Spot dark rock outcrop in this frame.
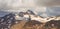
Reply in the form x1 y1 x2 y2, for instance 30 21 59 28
0 13 16 29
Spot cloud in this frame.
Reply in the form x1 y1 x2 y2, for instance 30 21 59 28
36 0 60 6
0 0 50 17
0 0 46 12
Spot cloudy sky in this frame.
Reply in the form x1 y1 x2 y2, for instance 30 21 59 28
36 0 60 6
0 0 60 17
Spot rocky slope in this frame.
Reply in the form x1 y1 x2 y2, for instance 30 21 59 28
0 10 60 29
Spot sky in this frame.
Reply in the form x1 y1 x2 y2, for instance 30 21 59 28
46 7 60 16
0 0 60 17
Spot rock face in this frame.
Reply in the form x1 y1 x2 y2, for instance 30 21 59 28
0 13 16 29
19 10 35 17
26 10 35 15
44 20 60 29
